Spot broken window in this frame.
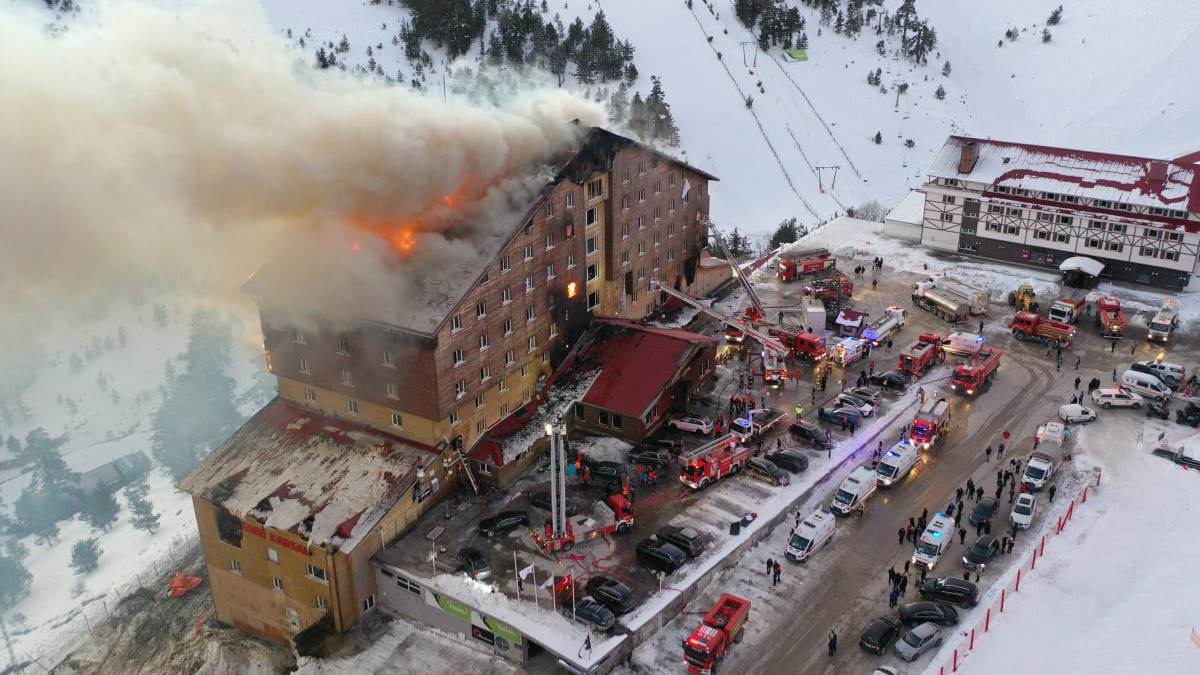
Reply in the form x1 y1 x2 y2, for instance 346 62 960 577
216 509 243 548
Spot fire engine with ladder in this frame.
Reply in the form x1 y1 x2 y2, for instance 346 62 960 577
534 426 635 553
678 434 752 490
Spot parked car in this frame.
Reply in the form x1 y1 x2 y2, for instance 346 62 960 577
635 536 687 574
869 370 911 392
478 511 529 537
457 548 491 580
628 446 674 467
790 420 830 448
835 393 876 417
1146 401 1171 420
746 457 790 486
768 450 810 473
894 622 943 662
968 498 999 527
962 535 1000 571
564 597 615 631
1131 359 1185 388
658 524 706 558
848 386 883 405
587 461 627 489
896 601 959 627
529 491 577 515
1022 452 1056 491
1058 403 1097 423
1011 493 1036 529
818 407 864 427
584 575 637 614
918 577 979 608
1178 403 1200 428
1090 387 1144 409
669 415 714 435
858 616 902 654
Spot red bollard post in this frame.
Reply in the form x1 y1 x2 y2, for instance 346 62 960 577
953 648 960 672
1082 486 1088 503
940 667 945 675
1056 516 1063 534
1066 501 1075 521
1096 469 1102 486
970 627 976 650
1001 588 1006 611
1015 568 1022 592
986 608 992 631
1031 548 1037 570
1040 534 1046 556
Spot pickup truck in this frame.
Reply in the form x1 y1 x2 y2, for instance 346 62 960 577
731 408 786 441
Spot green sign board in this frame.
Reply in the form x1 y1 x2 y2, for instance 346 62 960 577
435 594 472 623
484 615 522 646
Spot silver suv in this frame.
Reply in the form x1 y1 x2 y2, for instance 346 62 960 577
894 622 943 661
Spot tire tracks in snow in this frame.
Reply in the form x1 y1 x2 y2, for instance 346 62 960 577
682 4 820 220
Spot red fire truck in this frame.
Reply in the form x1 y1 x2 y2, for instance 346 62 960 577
898 334 945 377
532 494 633 553
949 348 1002 396
1009 312 1076 348
777 247 836 281
683 594 752 674
910 398 951 449
679 435 752 490
804 269 854 306
1095 295 1127 339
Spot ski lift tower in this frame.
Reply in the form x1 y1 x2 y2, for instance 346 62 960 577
815 166 840 193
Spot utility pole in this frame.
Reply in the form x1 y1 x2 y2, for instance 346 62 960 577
815 166 841 193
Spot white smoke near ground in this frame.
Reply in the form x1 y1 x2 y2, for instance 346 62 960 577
0 0 604 342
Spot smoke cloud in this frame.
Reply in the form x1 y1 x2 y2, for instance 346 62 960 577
0 0 604 332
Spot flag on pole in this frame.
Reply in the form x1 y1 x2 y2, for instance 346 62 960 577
519 564 536 580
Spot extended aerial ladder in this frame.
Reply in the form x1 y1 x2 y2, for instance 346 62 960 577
707 221 772 324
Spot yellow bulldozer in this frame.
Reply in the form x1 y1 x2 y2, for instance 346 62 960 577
1007 284 1040 313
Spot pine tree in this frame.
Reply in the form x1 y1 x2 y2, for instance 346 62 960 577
127 485 161 534
1047 5 1063 26
873 131 883 144
645 76 681 146
798 31 808 49
769 218 801 248
628 91 651 140
942 60 952 77
609 82 630 124
1042 28 1052 43
82 484 120 532
0 552 32 609
5 435 20 456
935 84 946 100
70 538 102 575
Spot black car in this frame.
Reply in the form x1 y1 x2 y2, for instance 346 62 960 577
1177 403 1200 428
658 525 706 558
768 450 810 473
896 601 959 627
1146 401 1171 420
587 461 627 489
746 457 790 486
563 597 615 631
817 407 863 427
869 370 911 392
962 535 1000 571
919 577 979 608
457 548 491 580
628 446 674 467
858 616 902 654
635 536 687 574
529 491 577 515
969 498 999 527
584 575 637 614
790 420 830 448
478 510 529 537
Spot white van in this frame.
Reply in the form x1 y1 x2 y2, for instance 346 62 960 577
912 513 955 570
830 466 878 516
875 441 920 487
832 337 867 367
785 510 836 563
1132 360 1186 388
1120 370 1171 402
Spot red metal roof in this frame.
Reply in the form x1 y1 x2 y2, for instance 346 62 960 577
581 322 716 419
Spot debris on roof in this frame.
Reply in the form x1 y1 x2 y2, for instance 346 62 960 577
179 399 438 552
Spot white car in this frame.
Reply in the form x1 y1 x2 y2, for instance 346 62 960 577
1010 493 1036 529
1021 452 1056 491
1090 388 1144 409
668 415 713 434
835 393 875 417
1058 403 1097 423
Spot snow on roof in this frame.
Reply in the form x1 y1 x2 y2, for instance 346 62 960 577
928 136 1200 217
179 399 438 552
836 310 866 326
580 321 717 419
1059 256 1105 277
885 190 926 225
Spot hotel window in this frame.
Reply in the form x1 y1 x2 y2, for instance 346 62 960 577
587 264 598 282
638 215 646 229
985 222 1001 233
386 382 399 399
382 350 394 367
347 399 359 414
1037 213 1053 223
341 369 353 386
543 201 553 217
475 394 485 409
1033 230 1050 241
1061 195 1079 204
622 167 631 183
1149 207 1168 216
1089 220 1105 230
1166 231 1182 242
653 232 661 247
304 387 317 402
524 244 534 261
621 251 630 266
588 291 600 311
499 378 509 392
638 160 646 175
944 195 957 204
525 275 535 293
1041 192 1059 201
586 237 598 255
621 222 630 238
499 256 510 273
1144 228 1161 239
299 357 310 374
476 301 487 318
546 263 556 280
306 564 328 583
549 323 558 338
654 206 663 221
1086 239 1101 249
363 595 376 612
449 410 460 425
503 318 513 336
267 548 279 563
1054 233 1070 244
940 213 954 222
587 178 603 199
638 188 646 202
501 287 512 304
475 420 485 434
988 205 1003 214
527 336 537 352
520 364 529 377
481 365 492 382
1161 251 1179 261
638 241 646 256
452 348 464 365
451 314 463 331
567 253 577 268
545 233 555 249
337 335 350 355
1057 215 1073 225
1105 242 1123 252
669 172 677 187
479 332 491 350
668 223 675 238
293 328 306 344
1140 246 1158 258
455 380 466 398
1109 223 1127 234
1094 199 1112 209
1006 207 1022 216
272 577 284 592
316 596 327 610
1114 202 1133 211
565 193 575 208
1003 225 1019 235
505 350 515 366
586 207 597 227
230 559 242 575
526 307 535 323
391 413 403 428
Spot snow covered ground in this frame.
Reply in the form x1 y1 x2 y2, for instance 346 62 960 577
920 419 1200 675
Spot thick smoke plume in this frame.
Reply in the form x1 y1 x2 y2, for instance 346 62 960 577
0 0 604 333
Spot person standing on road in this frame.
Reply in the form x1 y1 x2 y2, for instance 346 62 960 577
985 445 993 461
773 562 782 586
1131 342 1137 356
975 486 984 501
1074 376 1081 390
967 478 976 497
920 566 928 583
899 574 908 596
898 528 906 545
889 587 900 607
997 442 1005 459
954 507 963 529
1112 368 1118 382
828 630 838 656
872 277 878 291
959 528 967 544
1049 484 1058 502
904 560 911 576
906 523 914 542
921 507 929 522
1075 356 1081 370
766 557 774 576
978 319 985 334
994 484 1003 500
888 568 897 585
956 487 964 502
849 418 858 434
1110 340 1117 354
